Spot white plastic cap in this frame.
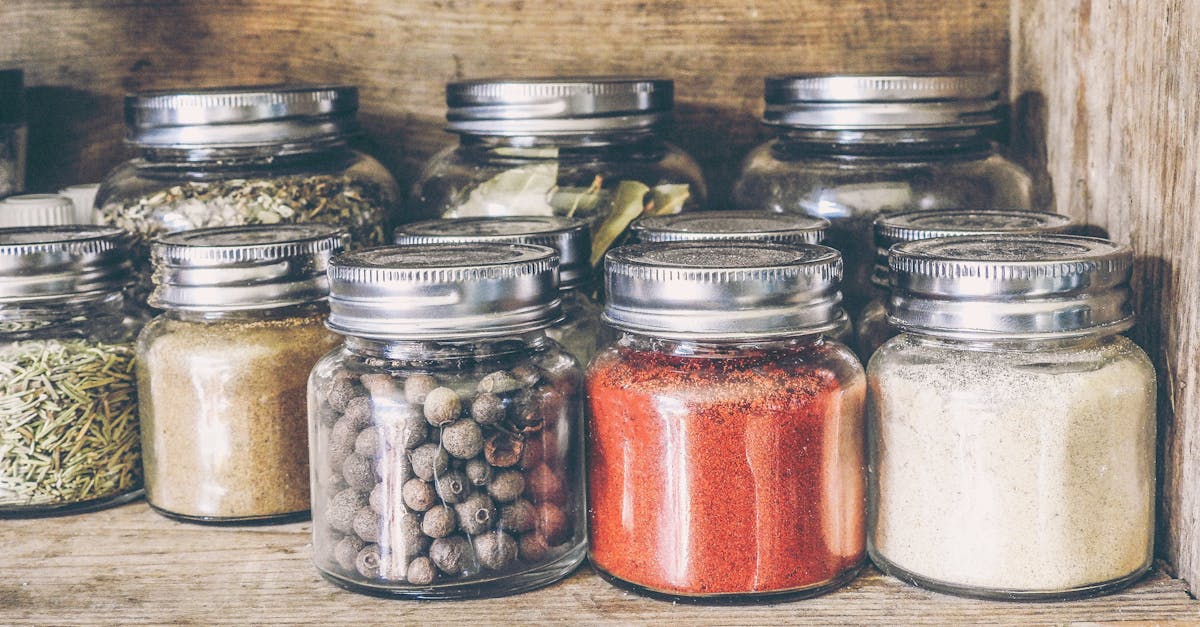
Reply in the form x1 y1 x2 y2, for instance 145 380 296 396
0 194 77 227
57 184 101 224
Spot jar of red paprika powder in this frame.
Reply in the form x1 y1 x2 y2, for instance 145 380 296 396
586 240 866 601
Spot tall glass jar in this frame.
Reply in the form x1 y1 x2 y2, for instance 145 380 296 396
309 243 585 598
411 77 706 270
136 224 346 523
0 227 143 516
0 69 25 199
868 235 1155 600
395 216 600 366
96 85 401 302
587 241 865 601
732 74 1036 315
855 209 1075 359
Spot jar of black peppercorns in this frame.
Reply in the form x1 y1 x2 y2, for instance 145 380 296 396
308 242 584 598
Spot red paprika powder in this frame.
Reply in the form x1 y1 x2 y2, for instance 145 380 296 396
585 241 866 600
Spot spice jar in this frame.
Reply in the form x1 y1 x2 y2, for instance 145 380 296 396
309 243 585 598
732 74 1036 316
868 234 1155 600
411 77 706 269
0 226 142 515
136 224 345 523
587 241 866 601
855 209 1074 360
394 216 600 366
0 70 26 199
97 85 401 301
58 184 101 224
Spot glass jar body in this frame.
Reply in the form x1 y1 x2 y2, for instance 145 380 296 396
586 331 866 601
545 287 601 368
0 294 143 515
0 121 26 199
732 131 1035 314
412 135 706 267
96 145 401 301
854 291 892 361
308 332 585 598
867 333 1156 599
136 303 341 523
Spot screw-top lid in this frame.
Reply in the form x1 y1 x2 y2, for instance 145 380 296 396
887 234 1135 339
0 194 78 227
394 217 591 287
327 243 562 340
762 73 1001 129
445 77 673 135
871 210 1076 287
0 226 130 302
126 84 360 149
57 184 101 225
631 210 829 245
0 69 23 125
150 224 347 311
603 241 845 340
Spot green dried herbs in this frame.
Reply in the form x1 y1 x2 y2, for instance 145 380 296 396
0 338 140 508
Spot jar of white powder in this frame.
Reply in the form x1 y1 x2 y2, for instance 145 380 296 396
867 234 1156 600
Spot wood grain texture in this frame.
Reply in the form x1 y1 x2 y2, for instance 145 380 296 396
0 0 1008 200
1012 0 1200 593
0 502 1195 624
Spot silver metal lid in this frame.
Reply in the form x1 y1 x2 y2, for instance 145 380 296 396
762 74 1002 129
126 85 359 148
149 224 348 311
887 235 1135 339
445 77 672 135
0 226 130 302
327 243 562 340
631 210 829 245
872 210 1076 286
603 241 845 340
394 217 590 287
0 194 77 227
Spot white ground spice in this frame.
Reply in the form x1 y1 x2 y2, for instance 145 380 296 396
868 334 1155 593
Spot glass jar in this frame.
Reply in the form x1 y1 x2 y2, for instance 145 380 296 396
58 184 101 224
867 235 1155 600
0 69 26 199
411 77 706 270
855 209 1075 360
96 85 401 302
136 224 346 523
0 227 143 515
309 243 585 598
587 241 866 601
395 216 600 366
732 74 1036 316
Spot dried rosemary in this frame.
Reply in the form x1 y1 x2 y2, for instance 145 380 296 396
0 338 140 507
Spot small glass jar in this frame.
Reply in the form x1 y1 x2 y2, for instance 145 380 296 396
0 227 143 515
0 69 26 199
96 85 401 301
855 209 1075 360
136 224 346 523
868 234 1155 600
58 184 101 224
732 74 1036 316
587 241 866 601
411 77 706 270
395 216 601 366
309 243 585 598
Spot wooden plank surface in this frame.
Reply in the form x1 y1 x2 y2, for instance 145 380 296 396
0 0 1008 201
0 502 1195 624
1012 0 1200 591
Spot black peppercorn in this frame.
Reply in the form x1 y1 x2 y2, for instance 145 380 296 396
477 371 522 394
342 453 377 491
429 535 474 576
384 406 429 450
470 392 506 425
441 419 484 459
484 432 523 468
334 535 365 571
519 532 551 563
435 470 470 504
423 387 462 426
455 492 496 535
327 488 369 534
404 374 438 405
498 498 536 533
524 463 566 505
398 512 427 558
356 544 382 579
352 506 382 543
519 438 544 470
406 556 437 585
487 470 525 504
401 478 436 512
536 502 570 545
327 415 362 468
326 372 362 412
359 373 398 397
421 505 458 538
464 458 492 487
510 364 542 387
368 482 387 514
354 427 381 458
410 443 449 481
474 531 518 571
341 395 373 430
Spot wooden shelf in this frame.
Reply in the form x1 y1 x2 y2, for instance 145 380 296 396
0 501 1195 624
